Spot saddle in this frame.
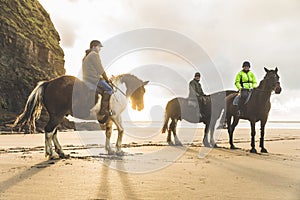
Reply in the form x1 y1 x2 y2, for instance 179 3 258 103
233 90 252 106
186 98 203 121
187 98 198 107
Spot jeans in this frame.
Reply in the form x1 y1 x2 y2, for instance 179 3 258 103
97 80 113 95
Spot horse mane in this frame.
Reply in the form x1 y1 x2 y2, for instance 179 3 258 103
256 79 265 89
110 74 144 97
256 70 274 90
254 73 268 89
110 74 142 85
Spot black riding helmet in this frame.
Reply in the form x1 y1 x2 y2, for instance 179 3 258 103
242 61 250 68
90 40 103 48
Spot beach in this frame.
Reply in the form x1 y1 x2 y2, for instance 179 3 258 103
0 127 299 200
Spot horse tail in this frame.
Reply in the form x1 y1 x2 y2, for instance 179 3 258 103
162 113 169 133
162 102 171 134
13 81 47 132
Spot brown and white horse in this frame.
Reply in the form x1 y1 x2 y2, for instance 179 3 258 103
14 74 148 158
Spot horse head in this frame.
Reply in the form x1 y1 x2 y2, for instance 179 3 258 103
121 74 149 111
264 67 282 94
130 81 149 111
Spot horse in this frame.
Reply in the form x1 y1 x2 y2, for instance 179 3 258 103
226 67 282 153
162 90 237 147
13 74 149 158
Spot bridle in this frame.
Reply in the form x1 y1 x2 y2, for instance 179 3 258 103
254 74 281 94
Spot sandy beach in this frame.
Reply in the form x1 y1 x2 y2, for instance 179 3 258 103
0 127 299 200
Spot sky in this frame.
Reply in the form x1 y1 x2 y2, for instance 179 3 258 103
38 0 300 121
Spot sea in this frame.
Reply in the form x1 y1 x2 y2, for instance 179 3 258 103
122 120 300 129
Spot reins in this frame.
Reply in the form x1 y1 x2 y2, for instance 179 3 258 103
111 82 127 96
253 88 273 93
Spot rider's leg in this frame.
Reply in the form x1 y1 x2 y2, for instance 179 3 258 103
237 89 248 116
97 80 113 123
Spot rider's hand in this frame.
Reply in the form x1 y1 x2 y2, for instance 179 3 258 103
108 80 113 85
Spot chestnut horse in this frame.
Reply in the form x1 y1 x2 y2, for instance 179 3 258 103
14 74 148 158
226 67 281 153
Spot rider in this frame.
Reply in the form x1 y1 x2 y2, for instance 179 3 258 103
82 40 113 123
189 72 206 99
234 61 257 116
188 72 206 119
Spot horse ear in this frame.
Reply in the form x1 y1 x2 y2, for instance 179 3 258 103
143 81 149 85
275 67 278 73
264 67 269 73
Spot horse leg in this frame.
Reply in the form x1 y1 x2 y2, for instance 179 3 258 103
209 121 218 148
53 129 69 159
250 121 257 153
112 116 125 156
172 119 182 146
228 117 239 149
202 124 210 147
45 131 54 159
116 121 124 156
167 119 175 145
167 127 173 145
104 120 114 155
168 119 182 146
45 116 64 159
260 119 268 153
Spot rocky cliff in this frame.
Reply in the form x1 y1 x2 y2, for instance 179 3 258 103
0 0 66 131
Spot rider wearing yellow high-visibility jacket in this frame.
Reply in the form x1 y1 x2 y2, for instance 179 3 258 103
234 61 257 116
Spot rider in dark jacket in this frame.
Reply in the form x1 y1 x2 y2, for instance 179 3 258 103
188 72 205 99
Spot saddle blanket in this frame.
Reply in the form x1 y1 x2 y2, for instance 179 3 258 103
233 91 252 106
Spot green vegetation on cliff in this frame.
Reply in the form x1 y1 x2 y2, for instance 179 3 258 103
0 0 66 130
0 0 63 59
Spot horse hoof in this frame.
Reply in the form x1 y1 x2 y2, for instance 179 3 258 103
59 153 70 159
261 148 268 153
203 141 210 147
168 141 174 146
107 149 115 155
203 143 210 148
46 152 58 160
175 141 183 146
250 148 257 153
212 143 219 148
116 150 125 156
47 154 59 160
230 145 237 150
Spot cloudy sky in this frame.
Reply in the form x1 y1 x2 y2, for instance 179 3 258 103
38 0 300 121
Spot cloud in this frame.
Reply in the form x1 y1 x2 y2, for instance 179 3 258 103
54 19 77 47
38 0 299 121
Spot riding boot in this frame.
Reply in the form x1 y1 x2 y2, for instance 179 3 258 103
97 93 112 124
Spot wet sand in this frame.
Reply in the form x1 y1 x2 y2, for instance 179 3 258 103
0 128 299 199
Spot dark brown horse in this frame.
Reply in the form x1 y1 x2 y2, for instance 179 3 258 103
14 74 148 158
162 90 236 147
226 67 282 153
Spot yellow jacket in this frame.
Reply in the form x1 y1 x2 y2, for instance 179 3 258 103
235 70 257 90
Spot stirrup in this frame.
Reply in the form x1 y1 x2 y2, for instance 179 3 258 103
97 113 108 124
108 110 114 116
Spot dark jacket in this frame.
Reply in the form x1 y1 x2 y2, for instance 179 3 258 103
188 79 205 99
